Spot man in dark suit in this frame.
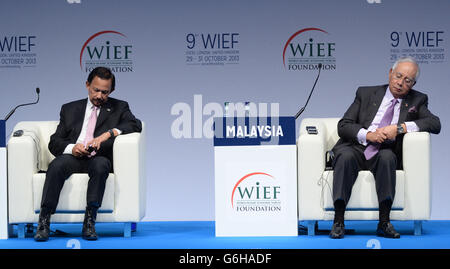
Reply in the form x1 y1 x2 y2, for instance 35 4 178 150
34 67 142 241
329 57 441 239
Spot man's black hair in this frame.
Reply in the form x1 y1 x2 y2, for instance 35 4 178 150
87 66 115 92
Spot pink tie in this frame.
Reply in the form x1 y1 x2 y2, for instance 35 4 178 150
364 99 398 160
84 106 98 156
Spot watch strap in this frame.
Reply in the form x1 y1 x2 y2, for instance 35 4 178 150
108 129 115 139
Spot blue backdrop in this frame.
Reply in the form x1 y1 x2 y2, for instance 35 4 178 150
1 0 448 220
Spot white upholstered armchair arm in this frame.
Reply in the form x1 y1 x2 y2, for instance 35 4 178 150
7 134 40 223
402 132 431 219
112 123 146 222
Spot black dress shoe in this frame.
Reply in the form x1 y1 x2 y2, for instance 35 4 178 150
34 211 51 242
376 222 400 238
82 206 98 240
329 222 345 239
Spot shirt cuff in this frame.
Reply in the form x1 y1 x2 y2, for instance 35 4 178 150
113 128 122 135
63 144 75 155
404 121 419 133
357 128 369 146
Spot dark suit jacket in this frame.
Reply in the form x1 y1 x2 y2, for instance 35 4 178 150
48 97 142 165
332 85 441 167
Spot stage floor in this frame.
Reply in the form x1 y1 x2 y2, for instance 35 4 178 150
1 220 450 249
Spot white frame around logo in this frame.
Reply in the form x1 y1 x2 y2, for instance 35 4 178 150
214 145 298 237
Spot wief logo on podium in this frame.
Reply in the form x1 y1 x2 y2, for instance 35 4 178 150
214 116 298 237
231 172 281 213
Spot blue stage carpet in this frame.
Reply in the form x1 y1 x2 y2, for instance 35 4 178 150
1 220 450 249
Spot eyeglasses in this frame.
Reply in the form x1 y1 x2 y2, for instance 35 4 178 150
393 72 415 87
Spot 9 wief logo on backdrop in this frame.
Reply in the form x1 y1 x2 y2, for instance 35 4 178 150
389 30 445 64
0 35 37 69
185 32 240 66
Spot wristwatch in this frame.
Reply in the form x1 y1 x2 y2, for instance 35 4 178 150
397 123 405 135
108 129 115 139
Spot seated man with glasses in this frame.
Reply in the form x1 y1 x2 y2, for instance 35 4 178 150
329 57 441 239
34 66 142 241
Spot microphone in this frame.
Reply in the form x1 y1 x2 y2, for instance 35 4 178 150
4 87 40 121
295 63 322 119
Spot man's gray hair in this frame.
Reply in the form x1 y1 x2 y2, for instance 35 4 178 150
392 56 420 81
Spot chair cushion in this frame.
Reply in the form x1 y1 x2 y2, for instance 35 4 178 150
32 173 115 213
322 170 404 211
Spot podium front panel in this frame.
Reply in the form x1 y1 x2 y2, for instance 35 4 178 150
214 117 298 237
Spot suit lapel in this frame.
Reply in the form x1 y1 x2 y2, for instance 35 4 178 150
73 99 87 138
95 101 113 132
365 85 387 126
398 92 411 123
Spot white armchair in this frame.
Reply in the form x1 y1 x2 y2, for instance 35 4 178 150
297 118 430 235
7 121 146 238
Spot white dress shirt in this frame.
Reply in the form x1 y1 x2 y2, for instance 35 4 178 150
63 98 121 154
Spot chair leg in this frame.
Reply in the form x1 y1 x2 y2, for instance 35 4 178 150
17 223 26 239
26 223 34 234
307 221 316 236
8 224 13 237
414 220 422 236
124 222 132 238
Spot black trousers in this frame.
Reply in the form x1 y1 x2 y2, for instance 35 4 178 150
40 154 112 214
332 143 397 205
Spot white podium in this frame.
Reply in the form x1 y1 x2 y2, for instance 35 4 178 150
214 117 298 236
0 120 9 239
